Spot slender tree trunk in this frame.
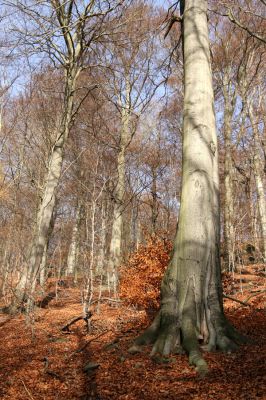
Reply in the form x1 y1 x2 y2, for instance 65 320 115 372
249 180 259 256
130 199 139 252
0 247 9 298
97 199 107 276
151 168 158 235
131 0 245 373
108 147 125 295
83 186 98 330
108 86 130 295
249 109 266 262
66 202 83 276
223 86 235 271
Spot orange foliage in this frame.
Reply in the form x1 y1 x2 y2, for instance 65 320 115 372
120 236 172 310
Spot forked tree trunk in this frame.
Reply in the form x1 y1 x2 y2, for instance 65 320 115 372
10 66 79 313
130 0 245 373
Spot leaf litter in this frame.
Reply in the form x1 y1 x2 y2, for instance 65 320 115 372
0 264 265 400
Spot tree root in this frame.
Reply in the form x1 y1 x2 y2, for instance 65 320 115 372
129 308 249 376
150 327 180 357
189 350 208 377
132 312 161 347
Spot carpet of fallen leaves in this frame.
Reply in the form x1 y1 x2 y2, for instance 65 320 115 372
0 264 265 400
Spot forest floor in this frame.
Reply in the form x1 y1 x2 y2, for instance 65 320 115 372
0 264 265 400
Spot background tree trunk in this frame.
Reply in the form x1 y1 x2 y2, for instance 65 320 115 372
11 67 79 313
108 87 130 296
249 107 266 262
223 81 235 271
66 201 83 277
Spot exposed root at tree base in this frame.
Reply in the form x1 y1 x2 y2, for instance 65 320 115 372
129 310 246 376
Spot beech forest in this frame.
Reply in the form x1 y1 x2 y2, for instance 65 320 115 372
0 1 265 399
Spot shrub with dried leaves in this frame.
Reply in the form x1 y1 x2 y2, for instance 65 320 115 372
120 236 172 311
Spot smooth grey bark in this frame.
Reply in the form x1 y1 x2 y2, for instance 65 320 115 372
0 247 9 298
39 243 48 288
97 199 107 276
39 207 56 287
151 168 159 235
222 76 236 271
66 202 83 276
130 0 245 373
249 181 259 255
83 166 99 325
130 198 140 252
108 89 130 296
108 148 125 295
249 107 266 262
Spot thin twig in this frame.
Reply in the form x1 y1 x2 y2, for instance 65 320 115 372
224 289 265 308
91 297 123 305
20 379 35 400
223 294 252 307
242 289 266 303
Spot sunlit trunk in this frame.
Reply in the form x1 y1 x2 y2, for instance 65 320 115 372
249 108 266 262
66 202 83 276
223 86 235 271
132 0 245 373
108 80 130 295
10 66 79 313
151 168 158 234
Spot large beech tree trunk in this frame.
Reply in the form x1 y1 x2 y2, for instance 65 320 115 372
130 0 245 373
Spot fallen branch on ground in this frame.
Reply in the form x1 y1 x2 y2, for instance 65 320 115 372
43 357 64 380
68 330 110 358
224 289 265 308
91 297 123 304
236 289 266 309
223 294 252 307
61 311 92 332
